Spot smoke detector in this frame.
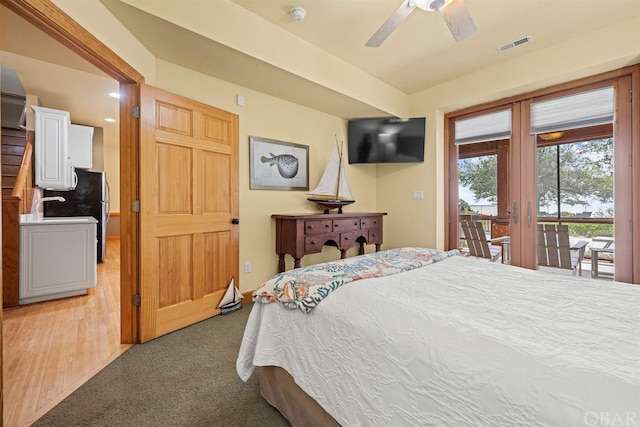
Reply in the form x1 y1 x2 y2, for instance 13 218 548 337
290 6 306 22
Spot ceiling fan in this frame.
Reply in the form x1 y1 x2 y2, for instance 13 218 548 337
366 0 476 47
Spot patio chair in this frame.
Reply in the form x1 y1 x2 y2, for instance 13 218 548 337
537 224 588 276
460 220 508 262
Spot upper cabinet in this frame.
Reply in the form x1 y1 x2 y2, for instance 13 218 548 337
32 106 94 189
33 106 75 190
69 124 94 169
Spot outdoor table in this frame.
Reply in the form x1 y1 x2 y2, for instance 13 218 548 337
591 236 614 278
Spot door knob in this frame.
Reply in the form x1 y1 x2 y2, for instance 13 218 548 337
232 218 239 224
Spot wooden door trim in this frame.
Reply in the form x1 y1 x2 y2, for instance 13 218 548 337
119 83 141 342
633 67 640 283
613 75 634 283
3 0 146 342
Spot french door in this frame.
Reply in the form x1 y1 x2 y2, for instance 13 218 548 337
445 67 638 284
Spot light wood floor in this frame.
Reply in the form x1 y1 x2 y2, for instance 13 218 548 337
2 238 130 427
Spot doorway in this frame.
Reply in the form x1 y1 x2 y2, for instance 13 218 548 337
1 3 131 424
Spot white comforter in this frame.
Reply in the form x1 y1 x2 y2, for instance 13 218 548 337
237 255 640 426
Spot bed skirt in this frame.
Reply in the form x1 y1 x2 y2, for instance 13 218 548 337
259 366 341 427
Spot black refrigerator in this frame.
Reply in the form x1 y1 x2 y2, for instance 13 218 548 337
44 170 110 263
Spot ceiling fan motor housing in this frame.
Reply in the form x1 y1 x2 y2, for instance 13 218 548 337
429 0 446 10
412 0 449 11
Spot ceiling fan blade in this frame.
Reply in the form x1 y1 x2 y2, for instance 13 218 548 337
366 0 416 47
440 0 476 42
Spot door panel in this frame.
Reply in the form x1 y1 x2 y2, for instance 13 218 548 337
140 84 239 342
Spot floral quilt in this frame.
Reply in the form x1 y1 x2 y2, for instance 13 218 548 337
253 247 460 313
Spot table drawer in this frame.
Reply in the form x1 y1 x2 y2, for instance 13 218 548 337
304 220 332 235
360 217 380 230
368 229 381 243
340 231 358 247
304 236 326 253
333 218 360 232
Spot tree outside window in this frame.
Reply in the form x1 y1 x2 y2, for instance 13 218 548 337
458 138 614 238
536 138 613 218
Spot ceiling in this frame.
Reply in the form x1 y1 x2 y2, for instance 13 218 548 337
1 0 639 125
0 6 119 129
227 0 639 94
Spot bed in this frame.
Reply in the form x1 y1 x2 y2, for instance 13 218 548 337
236 248 640 426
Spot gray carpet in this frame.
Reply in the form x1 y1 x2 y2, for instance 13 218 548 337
33 303 290 427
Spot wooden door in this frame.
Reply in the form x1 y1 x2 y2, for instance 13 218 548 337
139 84 239 342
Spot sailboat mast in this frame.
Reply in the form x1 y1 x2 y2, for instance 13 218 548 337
335 135 343 199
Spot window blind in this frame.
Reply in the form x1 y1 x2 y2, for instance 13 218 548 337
455 109 511 145
530 86 614 135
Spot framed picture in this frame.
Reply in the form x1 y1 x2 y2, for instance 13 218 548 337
249 136 309 191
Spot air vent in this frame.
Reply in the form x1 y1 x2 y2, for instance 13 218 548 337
497 35 532 53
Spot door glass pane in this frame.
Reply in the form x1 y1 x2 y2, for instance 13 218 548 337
459 154 498 216
537 138 613 219
458 154 498 251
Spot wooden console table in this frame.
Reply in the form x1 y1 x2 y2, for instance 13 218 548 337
273 212 387 272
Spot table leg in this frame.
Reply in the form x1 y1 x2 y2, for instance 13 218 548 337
358 242 365 256
340 249 347 259
278 254 286 273
375 244 381 252
591 251 599 278
293 257 302 269
501 243 510 265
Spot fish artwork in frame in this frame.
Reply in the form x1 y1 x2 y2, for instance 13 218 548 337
249 136 309 191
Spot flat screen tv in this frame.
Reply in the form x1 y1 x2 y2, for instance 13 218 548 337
347 117 426 164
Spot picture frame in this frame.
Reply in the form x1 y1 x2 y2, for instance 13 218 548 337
249 136 309 191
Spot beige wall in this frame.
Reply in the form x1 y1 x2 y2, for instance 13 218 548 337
53 0 640 292
377 14 640 252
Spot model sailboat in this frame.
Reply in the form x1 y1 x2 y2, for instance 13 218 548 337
217 276 243 314
307 137 355 214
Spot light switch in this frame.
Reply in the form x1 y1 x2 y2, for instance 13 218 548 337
412 191 424 200
236 94 245 106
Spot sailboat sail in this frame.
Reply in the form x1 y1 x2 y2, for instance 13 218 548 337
308 140 354 201
218 277 243 313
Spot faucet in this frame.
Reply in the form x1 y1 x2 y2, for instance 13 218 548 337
31 196 65 221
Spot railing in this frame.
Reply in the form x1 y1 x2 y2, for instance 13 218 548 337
2 132 34 309
458 214 614 253
11 135 34 212
459 213 494 231
537 217 613 225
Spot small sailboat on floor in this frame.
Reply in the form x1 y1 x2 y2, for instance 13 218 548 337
307 137 355 214
217 276 243 314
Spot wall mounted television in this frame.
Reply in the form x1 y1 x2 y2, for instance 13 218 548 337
347 117 426 164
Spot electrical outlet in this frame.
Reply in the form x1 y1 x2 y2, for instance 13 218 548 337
412 191 424 200
244 262 251 273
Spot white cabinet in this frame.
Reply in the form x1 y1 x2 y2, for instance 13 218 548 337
69 124 94 169
32 105 77 190
19 216 97 305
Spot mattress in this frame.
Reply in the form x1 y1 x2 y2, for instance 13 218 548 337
237 252 640 426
